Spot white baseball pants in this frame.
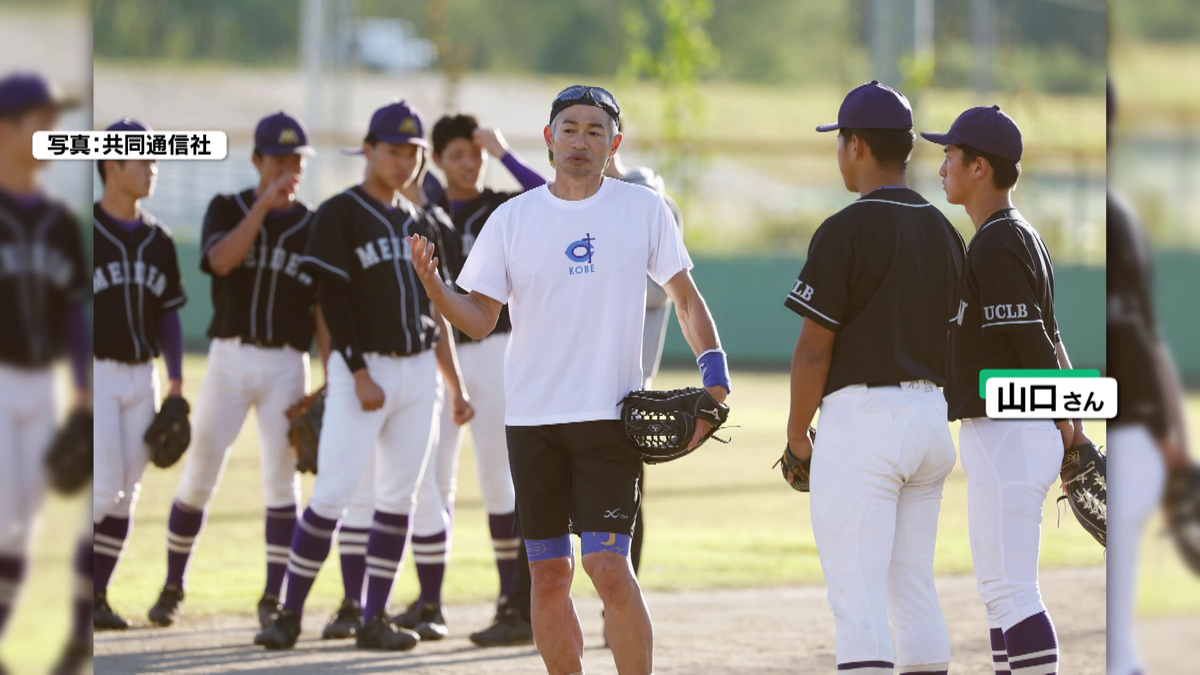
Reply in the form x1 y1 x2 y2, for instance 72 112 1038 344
1106 424 1166 675
174 338 308 510
959 417 1064 632
811 381 956 671
309 350 442 520
412 333 515 536
0 364 57 555
93 359 159 522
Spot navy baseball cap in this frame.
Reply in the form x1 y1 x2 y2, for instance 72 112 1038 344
255 111 315 157
816 80 913 133
345 100 429 155
105 117 151 133
0 71 81 116
920 105 1023 163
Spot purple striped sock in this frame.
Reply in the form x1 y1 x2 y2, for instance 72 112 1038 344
337 525 370 604
0 556 27 639
412 530 448 605
94 516 131 592
73 537 92 641
991 626 1011 674
489 511 519 597
264 505 298 596
363 511 408 618
282 508 338 619
166 501 205 588
1004 612 1058 673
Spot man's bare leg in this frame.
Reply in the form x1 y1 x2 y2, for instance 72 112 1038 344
530 557 585 674
583 551 652 675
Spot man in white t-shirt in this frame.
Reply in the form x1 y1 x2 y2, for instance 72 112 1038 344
407 85 731 675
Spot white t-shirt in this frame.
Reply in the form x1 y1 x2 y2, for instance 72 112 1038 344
456 178 692 426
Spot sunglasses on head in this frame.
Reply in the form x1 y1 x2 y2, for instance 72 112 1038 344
551 85 621 122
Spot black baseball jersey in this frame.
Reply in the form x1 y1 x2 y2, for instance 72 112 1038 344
300 185 451 357
200 190 317 351
946 208 1060 420
93 204 187 363
1107 193 1169 437
0 191 89 367
784 188 965 396
445 189 516 343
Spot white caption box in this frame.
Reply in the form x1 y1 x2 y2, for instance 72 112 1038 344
985 377 1118 420
32 131 228 160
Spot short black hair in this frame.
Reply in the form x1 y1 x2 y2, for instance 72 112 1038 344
958 143 1021 190
96 159 124 185
432 114 479 156
838 127 915 171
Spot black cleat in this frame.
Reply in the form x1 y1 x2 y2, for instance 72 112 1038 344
254 607 301 649
147 584 185 627
469 600 533 647
356 609 420 651
257 592 282 629
322 597 363 639
94 591 131 631
392 599 448 641
50 639 92 675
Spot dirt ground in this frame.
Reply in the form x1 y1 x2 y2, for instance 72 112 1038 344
96 568 1113 674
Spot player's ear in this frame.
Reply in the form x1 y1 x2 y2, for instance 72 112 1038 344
543 124 553 148
611 131 623 155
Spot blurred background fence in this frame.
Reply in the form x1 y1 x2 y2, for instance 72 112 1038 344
90 0 1118 370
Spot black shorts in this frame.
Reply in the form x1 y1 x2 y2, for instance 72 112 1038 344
506 420 642 540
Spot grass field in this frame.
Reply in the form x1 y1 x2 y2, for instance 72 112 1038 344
5 359 1200 671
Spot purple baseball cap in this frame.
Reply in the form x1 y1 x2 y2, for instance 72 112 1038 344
345 100 429 155
920 105 1023 163
106 117 151 133
0 71 81 116
255 111 316 157
816 80 913 133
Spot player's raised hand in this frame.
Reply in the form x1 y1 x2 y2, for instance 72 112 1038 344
406 235 442 295
262 171 300 209
473 128 509 158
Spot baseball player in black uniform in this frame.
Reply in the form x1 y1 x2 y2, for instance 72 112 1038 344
785 81 964 675
0 71 92 675
924 105 1090 674
1106 79 1193 675
92 116 189 630
390 113 545 645
146 111 329 630
255 100 467 652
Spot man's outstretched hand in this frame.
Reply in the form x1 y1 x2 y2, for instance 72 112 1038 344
406 235 442 297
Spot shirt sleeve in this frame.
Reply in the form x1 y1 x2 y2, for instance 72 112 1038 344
501 151 548 192
455 206 510 303
783 217 851 331
61 210 90 305
199 196 240 275
159 236 187 310
647 196 692 286
300 196 354 284
973 230 1049 336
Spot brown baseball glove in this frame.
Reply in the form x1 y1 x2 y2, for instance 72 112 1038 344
286 388 326 474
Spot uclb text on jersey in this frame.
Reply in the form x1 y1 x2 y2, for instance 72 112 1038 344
982 370 1117 420
982 303 1029 321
